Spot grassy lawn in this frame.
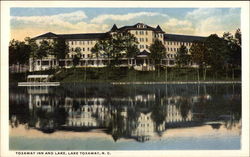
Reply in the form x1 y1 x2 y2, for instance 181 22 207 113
51 67 241 83
9 67 241 83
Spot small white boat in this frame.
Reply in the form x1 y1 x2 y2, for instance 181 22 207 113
18 75 60 86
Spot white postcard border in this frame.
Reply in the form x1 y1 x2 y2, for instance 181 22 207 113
1 1 249 157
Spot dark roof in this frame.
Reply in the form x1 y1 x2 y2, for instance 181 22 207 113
110 24 118 32
164 34 206 42
117 23 165 33
59 33 107 40
33 32 107 40
33 32 58 39
156 25 163 32
137 50 150 57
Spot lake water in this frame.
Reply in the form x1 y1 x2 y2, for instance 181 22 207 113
9 83 241 150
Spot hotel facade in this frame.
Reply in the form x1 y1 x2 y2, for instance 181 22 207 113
30 23 205 71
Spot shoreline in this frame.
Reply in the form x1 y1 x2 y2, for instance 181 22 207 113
111 81 241 85
10 80 242 87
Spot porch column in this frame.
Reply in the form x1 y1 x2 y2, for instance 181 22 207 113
94 60 97 66
52 60 54 68
40 59 42 71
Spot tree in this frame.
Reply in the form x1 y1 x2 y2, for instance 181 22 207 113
223 29 241 80
72 47 81 67
91 43 100 58
91 43 101 67
52 38 69 68
37 40 51 59
149 39 166 77
205 34 229 79
71 47 81 82
235 29 241 46
190 41 208 80
122 32 139 58
95 32 139 67
36 40 52 71
25 37 39 71
9 39 18 66
175 45 190 67
9 39 31 72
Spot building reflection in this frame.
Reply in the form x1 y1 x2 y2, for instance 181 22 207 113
9 84 241 142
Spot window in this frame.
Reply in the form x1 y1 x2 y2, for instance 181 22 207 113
82 41 85 45
174 48 176 51
82 54 85 58
87 54 90 58
167 48 169 51
145 31 148 35
42 61 49 66
87 48 89 51
87 41 89 45
170 42 172 45
170 48 173 51
83 48 85 51
71 41 74 45
136 31 138 35
145 38 148 42
75 41 77 45
142 31 144 35
90 41 93 44
71 48 74 51
174 42 176 45
142 38 144 42
146 45 148 49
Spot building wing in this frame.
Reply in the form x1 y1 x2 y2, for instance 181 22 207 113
164 34 205 42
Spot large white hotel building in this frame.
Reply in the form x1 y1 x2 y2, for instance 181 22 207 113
31 23 205 71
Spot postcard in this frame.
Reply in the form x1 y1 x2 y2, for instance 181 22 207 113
1 1 249 157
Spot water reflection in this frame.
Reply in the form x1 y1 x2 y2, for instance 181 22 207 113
9 84 241 143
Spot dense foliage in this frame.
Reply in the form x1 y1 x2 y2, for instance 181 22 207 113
9 29 241 81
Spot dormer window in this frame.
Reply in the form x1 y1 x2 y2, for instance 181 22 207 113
137 23 145 28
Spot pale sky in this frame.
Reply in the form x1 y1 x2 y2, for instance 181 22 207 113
10 8 241 41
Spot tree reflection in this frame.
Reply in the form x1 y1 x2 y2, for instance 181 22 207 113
9 84 241 142
177 98 191 121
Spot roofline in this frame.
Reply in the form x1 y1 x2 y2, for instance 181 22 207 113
164 33 207 38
